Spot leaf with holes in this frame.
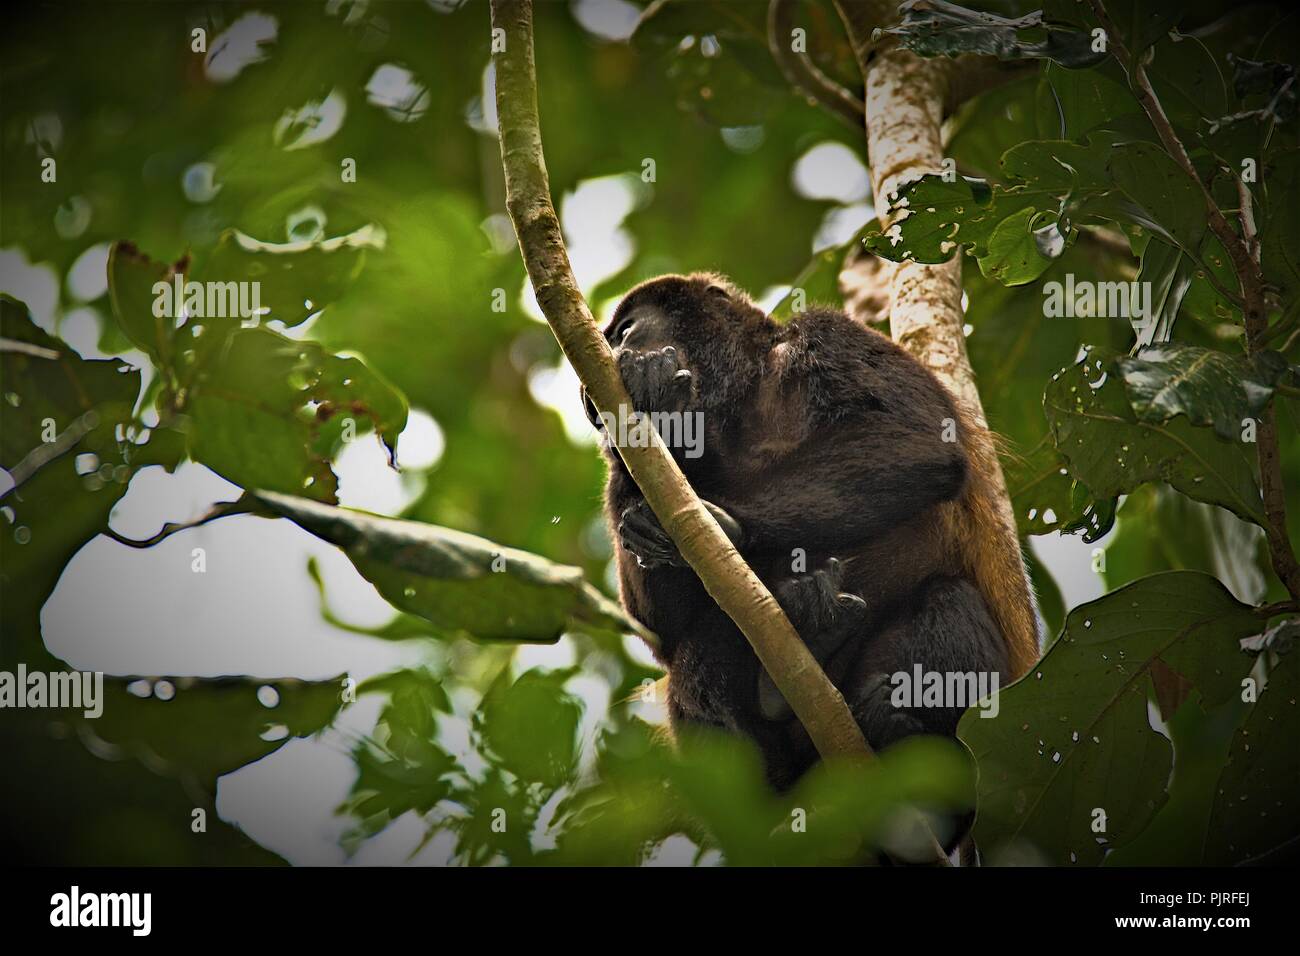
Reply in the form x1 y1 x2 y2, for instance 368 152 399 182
186 327 406 501
1205 644 1299 863
1046 348 1266 527
959 571 1259 865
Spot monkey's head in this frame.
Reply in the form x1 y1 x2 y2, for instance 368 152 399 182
581 273 779 430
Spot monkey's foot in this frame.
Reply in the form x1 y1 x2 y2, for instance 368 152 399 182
758 559 867 721
617 346 694 414
618 499 685 570
774 558 867 644
851 673 927 751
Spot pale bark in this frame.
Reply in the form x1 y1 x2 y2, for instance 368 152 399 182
835 1 1040 679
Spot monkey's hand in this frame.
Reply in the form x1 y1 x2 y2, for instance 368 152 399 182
758 558 868 722
618 498 744 570
617 346 694 415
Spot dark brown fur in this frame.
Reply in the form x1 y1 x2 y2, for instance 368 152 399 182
589 273 1037 789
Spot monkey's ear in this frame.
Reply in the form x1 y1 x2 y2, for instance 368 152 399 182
705 284 731 300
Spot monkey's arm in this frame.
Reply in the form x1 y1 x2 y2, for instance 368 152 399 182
715 418 967 553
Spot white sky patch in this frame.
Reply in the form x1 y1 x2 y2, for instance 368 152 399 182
520 174 644 324
365 64 429 122
812 202 873 252
721 125 765 154
791 141 871 203
395 408 445 470
0 247 60 332
527 359 598 447
571 0 641 40
480 213 516 255
46 518 410 678
334 434 418 515
274 89 347 150
56 307 106 359
54 197 93 241
756 284 792 314
66 242 111 302
516 640 577 673
465 62 498 136
334 408 444 515
205 12 278 84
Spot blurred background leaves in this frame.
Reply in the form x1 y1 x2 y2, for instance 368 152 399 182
1 0 1297 865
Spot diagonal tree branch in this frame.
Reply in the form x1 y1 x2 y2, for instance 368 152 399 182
489 0 873 765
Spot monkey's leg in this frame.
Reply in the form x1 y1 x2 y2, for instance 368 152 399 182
848 575 1008 751
756 559 868 721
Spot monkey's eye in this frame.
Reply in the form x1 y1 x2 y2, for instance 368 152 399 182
609 318 634 342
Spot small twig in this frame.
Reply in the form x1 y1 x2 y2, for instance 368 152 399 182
1 410 99 498
0 337 60 360
103 498 254 548
767 0 865 130
1254 601 1298 618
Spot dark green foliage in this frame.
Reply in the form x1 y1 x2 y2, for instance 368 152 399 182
1 0 1296 866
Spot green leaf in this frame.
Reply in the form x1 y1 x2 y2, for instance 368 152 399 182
865 138 1116 281
960 571 1260 865
86 674 345 792
340 668 463 849
251 491 649 644
0 297 140 651
980 205 1056 285
1036 62 1143 140
1131 237 1192 346
1205 645 1300 863
1046 348 1267 527
1116 342 1289 440
197 224 385 329
1108 141 1207 252
107 241 185 360
1258 150 1300 300
478 667 583 789
865 175 1009 264
186 327 407 501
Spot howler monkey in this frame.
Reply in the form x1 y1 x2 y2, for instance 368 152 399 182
585 273 1040 790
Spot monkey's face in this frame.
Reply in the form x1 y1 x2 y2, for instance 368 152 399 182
582 273 776 430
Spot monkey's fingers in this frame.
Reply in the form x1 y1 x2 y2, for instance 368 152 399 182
669 367 694 412
619 504 684 568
